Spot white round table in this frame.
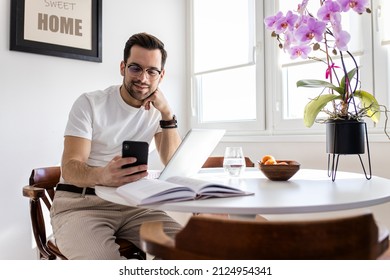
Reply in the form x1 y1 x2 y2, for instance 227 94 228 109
95 168 390 215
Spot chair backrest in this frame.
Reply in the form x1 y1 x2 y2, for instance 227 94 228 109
23 166 146 260
140 213 389 260
202 156 255 168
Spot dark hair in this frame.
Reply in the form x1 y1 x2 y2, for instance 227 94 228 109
123 32 167 69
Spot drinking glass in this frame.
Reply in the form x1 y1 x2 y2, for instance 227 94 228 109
223 147 245 177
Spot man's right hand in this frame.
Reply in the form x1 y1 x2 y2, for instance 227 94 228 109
61 136 148 188
99 155 148 187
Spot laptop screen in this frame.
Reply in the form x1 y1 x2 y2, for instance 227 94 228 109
158 129 225 180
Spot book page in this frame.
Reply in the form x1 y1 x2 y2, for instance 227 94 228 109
166 176 250 195
165 176 212 191
116 178 195 206
116 176 253 206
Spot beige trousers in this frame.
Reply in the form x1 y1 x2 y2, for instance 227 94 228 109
50 190 182 260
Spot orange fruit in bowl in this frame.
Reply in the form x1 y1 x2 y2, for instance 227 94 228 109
264 158 276 165
261 155 275 164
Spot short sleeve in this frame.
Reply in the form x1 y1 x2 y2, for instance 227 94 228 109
64 94 93 140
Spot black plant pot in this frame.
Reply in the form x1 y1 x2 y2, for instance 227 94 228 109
326 119 365 154
325 119 371 181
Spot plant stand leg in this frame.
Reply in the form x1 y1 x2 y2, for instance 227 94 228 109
327 153 340 181
327 122 372 181
359 122 372 180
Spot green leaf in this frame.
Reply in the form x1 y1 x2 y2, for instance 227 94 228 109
340 68 357 88
297 79 344 95
304 94 342 127
354 90 381 123
339 68 357 96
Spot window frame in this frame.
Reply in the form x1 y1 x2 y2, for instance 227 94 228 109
188 0 390 142
189 0 265 133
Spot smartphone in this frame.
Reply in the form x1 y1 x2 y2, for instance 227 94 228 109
122 141 149 169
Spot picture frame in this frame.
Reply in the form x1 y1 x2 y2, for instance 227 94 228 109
10 0 102 62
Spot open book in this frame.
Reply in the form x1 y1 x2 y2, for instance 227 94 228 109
116 176 253 206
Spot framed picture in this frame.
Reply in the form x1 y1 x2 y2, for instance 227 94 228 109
10 0 102 62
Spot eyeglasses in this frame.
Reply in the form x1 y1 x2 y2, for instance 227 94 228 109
125 63 162 80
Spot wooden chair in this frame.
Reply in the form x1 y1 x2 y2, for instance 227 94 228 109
22 166 146 260
140 214 389 260
202 156 255 168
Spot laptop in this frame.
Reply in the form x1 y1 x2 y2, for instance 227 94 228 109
157 128 226 180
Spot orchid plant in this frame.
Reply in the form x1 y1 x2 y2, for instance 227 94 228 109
264 0 383 128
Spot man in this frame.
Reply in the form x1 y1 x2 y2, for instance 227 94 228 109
50 32 183 259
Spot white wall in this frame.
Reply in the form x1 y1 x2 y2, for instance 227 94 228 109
0 0 186 259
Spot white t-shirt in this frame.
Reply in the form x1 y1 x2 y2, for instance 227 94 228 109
64 85 162 168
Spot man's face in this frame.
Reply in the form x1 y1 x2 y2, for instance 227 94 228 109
120 45 165 103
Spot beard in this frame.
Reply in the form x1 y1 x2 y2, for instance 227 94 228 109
123 79 156 101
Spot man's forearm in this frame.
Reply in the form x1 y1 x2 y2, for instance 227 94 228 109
158 129 181 165
61 159 102 187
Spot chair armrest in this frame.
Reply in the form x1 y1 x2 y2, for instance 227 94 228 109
22 185 45 199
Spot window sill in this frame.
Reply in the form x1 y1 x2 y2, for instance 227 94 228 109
222 130 390 143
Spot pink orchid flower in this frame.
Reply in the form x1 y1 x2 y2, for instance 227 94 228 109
274 11 299 34
334 30 351 51
297 0 309 14
295 17 326 43
337 0 369 14
317 0 342 22
264 11 283 30
289 44 312 59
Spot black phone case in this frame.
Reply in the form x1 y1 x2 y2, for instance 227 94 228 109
122 141 149 169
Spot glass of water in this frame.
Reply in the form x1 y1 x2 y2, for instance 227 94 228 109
223 147 245 177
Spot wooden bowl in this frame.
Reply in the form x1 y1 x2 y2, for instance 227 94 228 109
258 160 300 181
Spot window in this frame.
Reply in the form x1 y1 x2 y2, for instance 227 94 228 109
190 0 264 132
189 0 390 138
373 0 390 127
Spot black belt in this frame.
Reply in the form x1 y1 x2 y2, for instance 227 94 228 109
56 184 96 195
